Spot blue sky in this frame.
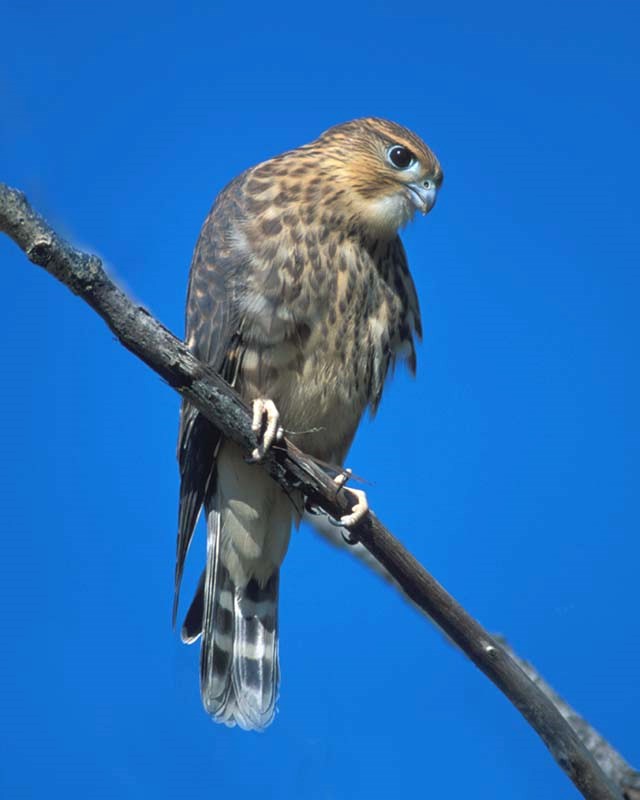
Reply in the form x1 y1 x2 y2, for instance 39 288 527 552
1 1 639 797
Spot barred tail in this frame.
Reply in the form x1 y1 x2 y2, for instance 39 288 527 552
201 564 280 730
181 501 279 730
181 441 290 731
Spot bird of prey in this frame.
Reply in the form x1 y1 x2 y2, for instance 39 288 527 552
175 118 442 730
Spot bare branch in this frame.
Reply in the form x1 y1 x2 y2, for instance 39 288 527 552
501 643 640 800
310 515 640 799
0 181 631 800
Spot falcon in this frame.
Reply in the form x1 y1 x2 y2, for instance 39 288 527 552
175 118 442 730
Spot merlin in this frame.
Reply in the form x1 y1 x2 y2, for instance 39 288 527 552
175 118 442 729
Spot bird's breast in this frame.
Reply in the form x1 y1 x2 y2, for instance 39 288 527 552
236 225 404 462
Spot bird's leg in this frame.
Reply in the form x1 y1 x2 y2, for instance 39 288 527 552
330 469 369 529
250 398 284 462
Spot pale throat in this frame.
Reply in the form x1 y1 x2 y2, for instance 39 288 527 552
364 191 415 236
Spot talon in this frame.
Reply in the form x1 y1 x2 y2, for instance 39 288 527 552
341 528 360 546
304 491 330 517
251 398 281 461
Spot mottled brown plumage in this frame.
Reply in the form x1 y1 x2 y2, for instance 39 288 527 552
176 118 442 729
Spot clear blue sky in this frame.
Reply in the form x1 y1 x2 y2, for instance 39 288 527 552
1 1 639 797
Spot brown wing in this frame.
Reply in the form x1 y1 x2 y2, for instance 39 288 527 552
367 236 422 415
390 235 422 358
174 174 250 626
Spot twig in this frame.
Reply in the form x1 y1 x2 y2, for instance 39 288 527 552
0 181 629 800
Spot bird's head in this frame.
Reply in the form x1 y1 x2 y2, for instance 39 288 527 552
314 117 443 236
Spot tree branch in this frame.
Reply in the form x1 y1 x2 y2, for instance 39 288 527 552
500 643 640 800
311 517 640 800
0 181 632 800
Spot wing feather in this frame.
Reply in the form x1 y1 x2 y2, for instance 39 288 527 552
174 174 250 625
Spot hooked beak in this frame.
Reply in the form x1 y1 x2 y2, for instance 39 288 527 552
406 179 438 214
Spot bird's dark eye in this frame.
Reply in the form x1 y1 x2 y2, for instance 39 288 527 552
387 145 416 170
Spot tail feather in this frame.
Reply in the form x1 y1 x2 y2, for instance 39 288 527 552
200 504 234 720
230 573 279 730
197 504 280 731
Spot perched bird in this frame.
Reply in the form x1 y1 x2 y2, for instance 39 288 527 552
175 118 442 730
